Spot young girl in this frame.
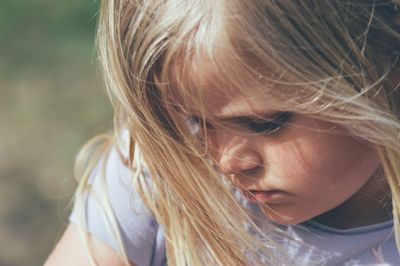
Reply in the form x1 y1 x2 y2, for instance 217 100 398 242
46 0 400 265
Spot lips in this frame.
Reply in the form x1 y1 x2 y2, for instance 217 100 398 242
242 189 288 204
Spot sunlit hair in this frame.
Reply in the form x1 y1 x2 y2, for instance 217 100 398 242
73 0 400 265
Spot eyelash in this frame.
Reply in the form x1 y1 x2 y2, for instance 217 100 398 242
187 112 293 135
245 112 293 135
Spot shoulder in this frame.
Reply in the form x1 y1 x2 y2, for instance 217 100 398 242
69 134 166 266
282 220 399 265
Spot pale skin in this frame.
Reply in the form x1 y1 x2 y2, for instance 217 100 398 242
185 60 392 228
45 223 131 266
47 95 391 266
46 69 394 266
46 97 391 265
196 93 391 228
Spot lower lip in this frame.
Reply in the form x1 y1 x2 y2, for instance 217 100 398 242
243 190 287 203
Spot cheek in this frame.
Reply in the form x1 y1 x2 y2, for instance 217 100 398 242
266 140 331 179
265 133 376 187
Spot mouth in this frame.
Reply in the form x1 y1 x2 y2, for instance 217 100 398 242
242 189 288 204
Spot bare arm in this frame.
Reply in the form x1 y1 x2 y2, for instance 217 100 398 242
45 223 133 266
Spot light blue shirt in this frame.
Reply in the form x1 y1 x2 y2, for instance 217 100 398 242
70 146 399 265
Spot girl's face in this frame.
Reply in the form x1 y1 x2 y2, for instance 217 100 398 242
186 78 388 228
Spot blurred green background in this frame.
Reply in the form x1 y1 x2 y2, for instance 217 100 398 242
0 1 113 265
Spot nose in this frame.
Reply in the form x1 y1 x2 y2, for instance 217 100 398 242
218 141 263 175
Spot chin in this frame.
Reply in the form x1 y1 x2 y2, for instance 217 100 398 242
259 205 307 225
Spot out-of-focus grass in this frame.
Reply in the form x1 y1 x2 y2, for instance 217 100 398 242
0 1 113 265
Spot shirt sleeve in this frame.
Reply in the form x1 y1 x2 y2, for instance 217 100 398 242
69 145 166 266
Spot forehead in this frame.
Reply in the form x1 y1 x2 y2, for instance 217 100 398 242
186 82 275 119
168 55 298 118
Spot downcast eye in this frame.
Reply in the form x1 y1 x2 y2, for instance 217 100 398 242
245 112 293 134
186 112 293 135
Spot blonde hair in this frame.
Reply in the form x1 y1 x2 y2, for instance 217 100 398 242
74 0 400 265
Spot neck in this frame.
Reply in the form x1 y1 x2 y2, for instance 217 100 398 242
312 168 392 229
